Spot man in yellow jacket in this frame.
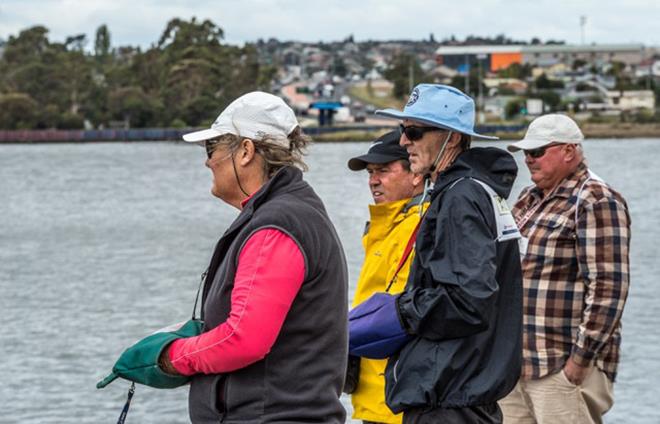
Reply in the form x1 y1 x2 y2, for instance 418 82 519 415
347 129 425 424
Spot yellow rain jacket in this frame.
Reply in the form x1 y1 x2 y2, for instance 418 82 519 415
351 195 425 423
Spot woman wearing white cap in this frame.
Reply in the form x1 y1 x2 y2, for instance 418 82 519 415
158 92 348 423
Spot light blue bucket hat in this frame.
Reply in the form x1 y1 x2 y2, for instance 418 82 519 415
376 84 498 140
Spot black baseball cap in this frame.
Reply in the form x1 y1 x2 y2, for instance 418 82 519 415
347 129 408 171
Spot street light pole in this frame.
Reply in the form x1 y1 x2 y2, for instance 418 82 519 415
477 53 487 124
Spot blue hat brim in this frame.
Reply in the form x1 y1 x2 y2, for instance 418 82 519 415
376 108 499 140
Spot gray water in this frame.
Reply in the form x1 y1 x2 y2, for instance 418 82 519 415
0 139 657 423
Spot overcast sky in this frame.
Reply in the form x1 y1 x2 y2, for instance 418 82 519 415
1 0 659 48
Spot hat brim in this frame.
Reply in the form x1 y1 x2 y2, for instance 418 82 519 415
347 153 407 171
375 108 499 140
507 139 565 152
182 128 224 143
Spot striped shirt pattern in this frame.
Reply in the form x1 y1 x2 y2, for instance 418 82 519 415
512 162 631 381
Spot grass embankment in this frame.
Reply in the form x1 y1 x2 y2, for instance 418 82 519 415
347 85 405 110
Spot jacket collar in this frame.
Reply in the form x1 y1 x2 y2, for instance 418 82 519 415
431 147 518 200
367 193 424 229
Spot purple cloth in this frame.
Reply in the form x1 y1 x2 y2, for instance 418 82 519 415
348 292 412 359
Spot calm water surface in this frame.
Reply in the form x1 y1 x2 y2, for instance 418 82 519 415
0 139 658 423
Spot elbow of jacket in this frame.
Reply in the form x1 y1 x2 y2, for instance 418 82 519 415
463 308 491 335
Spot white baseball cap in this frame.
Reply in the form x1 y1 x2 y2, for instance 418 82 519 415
182 91 299 147
507 114 584 152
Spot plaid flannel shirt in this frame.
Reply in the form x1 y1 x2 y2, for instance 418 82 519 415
513 162 630 381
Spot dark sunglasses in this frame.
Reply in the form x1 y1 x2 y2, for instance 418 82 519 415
205 140 219 159
523 143 564 159
399 124 440 142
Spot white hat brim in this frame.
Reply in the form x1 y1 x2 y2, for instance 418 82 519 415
507 138 560 152
182 128 224 143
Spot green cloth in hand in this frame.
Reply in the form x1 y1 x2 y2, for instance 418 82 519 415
97 319 203 389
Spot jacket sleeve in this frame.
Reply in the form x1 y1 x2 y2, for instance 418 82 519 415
167 228 306 375
397 181 499 340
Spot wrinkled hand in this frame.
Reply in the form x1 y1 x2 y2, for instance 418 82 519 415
158 344 180 376
562 356 589 385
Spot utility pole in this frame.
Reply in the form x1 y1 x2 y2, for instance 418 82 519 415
464 54 470 94
580 15 587 45
477 53 487 123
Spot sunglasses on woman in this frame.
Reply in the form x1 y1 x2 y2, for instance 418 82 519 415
399 124 440 142
523 143 564 159
205 140 219 159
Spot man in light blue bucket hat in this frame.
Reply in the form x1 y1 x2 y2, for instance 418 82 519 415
348 84 524 423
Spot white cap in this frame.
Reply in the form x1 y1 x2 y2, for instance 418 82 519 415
507 114 584 152
182 91 299 147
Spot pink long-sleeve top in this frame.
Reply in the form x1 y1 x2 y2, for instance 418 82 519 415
167 228 306 376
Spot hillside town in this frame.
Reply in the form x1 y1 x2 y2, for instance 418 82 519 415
259 36 660 127
0 21 659 137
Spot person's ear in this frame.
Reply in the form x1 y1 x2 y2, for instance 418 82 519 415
448 131 462 147
563 144 577 162
412 173 424 187
238 138 256 165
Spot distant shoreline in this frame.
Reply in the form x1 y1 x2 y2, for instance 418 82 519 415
1 123 659 143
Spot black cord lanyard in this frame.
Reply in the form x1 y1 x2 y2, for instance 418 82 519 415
116 382 135 424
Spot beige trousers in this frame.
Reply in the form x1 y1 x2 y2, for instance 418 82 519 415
499 367 614 424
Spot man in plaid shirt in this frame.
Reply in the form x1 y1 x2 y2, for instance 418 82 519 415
499 114 631 424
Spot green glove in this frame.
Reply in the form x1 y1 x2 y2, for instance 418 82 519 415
97 319 204 389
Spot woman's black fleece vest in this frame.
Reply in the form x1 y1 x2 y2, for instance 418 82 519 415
188 167 348 424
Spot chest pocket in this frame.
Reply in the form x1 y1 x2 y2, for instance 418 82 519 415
526 213 576 257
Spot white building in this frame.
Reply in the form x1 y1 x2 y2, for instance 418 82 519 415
435 44 646 72
606 90 655 111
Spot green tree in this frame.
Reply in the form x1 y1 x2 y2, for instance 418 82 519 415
0 19 274 130
333 57 348 78
0 26 50 65
157 18 266 125
572 59 587 71
535 73 564 89
57 112 85 129
108 86 159 127
449 70 487 99
530 91 562 111
65 34 86 52
384 53 429 98
505 98 526 119
157 17 224 62
497 62 532 79
94 24 111 59
0 93 38 129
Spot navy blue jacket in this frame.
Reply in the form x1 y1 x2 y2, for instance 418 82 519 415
385 147 523 412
